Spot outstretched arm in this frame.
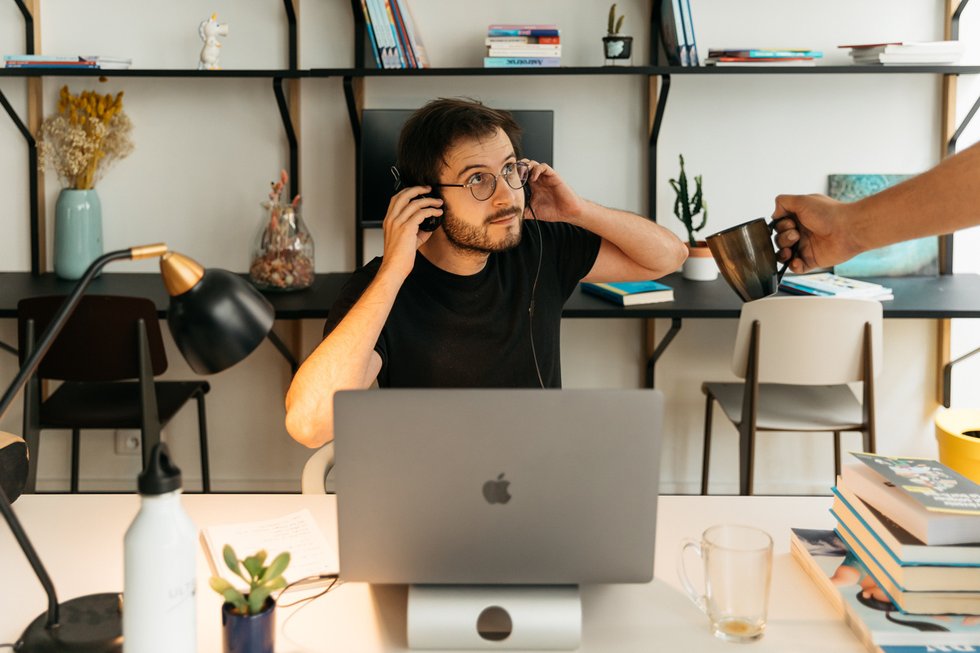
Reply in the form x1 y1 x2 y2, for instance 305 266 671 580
773 141 980 272
523 160 687 281
284 187 442 448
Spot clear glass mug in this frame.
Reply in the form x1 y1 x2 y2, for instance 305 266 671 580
677 524 773 642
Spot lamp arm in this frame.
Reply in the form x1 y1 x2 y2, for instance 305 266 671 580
0 248 134 420
0 247 141 629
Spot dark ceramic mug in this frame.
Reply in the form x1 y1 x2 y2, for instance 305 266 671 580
705 218 795 302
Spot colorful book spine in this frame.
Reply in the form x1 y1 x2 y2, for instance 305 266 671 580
683 0 700 65
485 36 561 45
398 0 430 67
358 0 382 67
483 56 561 68
388 0 416 68
487 28 561 37
381 0 407 68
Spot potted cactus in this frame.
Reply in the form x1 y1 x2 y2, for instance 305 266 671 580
210 545 290 653
603 4 633 65
669 154 716 280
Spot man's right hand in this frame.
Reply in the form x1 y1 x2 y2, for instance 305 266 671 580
771 193 861 273
379 186 443 281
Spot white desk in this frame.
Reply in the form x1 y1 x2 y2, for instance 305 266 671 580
1 494 858 652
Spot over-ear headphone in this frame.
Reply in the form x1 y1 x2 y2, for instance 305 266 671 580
391 166 443 232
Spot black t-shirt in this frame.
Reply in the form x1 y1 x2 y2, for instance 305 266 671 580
323 221 601 388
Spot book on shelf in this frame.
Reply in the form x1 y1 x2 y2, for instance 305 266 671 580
5 60 99 69
842 41 963 66
487 46 562 57
81 56 133 70
580 280 673 306
358 0 427 69
835 520 980 615
397 0 429 67
678 0 699 65
485 36 560 45
790 528 980 653
4 54 81 62
483 56 561 68
779 273 893 300
833 482 980 567
708 48 823 58
841 453 980 546
388 0 416 68
705 57 817 66
200 509 337 591
658 0 688 66
487 25 560 37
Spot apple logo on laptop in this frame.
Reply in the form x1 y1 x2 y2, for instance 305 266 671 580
482 473 511 504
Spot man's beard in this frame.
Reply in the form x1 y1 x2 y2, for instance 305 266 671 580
442 205 523 254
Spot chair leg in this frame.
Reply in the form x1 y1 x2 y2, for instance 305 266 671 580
833 431 842 482
739 422 755 496
70 428 80 494
701 396 714 496
864 425 875 454
22 424 40 494
195 392 211 494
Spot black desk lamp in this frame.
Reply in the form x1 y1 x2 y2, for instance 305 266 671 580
0 244 275 652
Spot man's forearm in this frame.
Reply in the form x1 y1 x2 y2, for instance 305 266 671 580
570 200 686 276
853 141 980 251
284 270 402 447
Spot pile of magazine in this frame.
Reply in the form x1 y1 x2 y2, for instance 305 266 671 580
780 272 893 301
792 453 980 653
841 41 964 66
484 25 560 68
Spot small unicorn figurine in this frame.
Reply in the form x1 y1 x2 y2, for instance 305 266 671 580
198 14 229 70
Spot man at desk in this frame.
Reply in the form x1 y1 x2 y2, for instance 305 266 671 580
285 98 686 448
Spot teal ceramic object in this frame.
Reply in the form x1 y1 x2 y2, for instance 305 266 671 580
54 189 103 280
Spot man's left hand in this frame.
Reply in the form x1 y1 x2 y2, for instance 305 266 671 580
523 160 585 222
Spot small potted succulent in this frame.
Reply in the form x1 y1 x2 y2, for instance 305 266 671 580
669 154 716 280
210 545 290 653
603 4 633 65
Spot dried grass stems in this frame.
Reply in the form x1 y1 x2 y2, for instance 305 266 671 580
38 85 134 190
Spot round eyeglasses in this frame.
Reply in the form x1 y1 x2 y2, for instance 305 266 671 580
434 161 530 202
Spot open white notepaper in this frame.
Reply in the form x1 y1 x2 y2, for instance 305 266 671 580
200 509 338 591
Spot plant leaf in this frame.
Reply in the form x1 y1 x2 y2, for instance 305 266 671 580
209 576 234 595
243 555 264 581
263 576 288 592
223 588 248 614
248 587 272 615
222 544 238 573
260 552 291 584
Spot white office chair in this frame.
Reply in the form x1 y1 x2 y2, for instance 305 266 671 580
701 296 883 496
300 442 335 494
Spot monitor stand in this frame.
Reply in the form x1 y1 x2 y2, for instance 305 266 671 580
407 585 581 650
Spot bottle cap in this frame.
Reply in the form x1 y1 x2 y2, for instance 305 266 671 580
138 442 183 495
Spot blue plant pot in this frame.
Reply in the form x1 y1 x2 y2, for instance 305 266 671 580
54 189 103 280
221 599 275 653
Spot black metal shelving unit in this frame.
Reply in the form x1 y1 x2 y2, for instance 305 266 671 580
1 0 300 275
333 1 980 266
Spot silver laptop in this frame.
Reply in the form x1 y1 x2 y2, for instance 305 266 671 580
333 388 663 585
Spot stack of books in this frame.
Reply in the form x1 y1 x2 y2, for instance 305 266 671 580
356 0 429 69
780 272 893 301
792 453 980 653
841 41 964 66
658 0 699 66
4 54 99 69
484 25 560 68
705 48 822 66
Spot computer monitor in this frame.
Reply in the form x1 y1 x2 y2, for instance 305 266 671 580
359 109 555 227
333 388 663 585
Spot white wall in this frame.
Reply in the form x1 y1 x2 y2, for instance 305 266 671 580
0 0 977 493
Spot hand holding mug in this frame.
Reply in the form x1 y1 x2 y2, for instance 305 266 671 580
771 194 862 273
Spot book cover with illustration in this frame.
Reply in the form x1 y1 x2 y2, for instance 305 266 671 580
790 528 980 652
850 453 980 516
580 280 673 306
828 174 938 277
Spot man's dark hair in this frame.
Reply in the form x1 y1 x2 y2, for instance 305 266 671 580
397 98 523 187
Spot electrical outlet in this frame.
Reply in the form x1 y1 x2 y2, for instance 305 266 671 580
114 430 141 456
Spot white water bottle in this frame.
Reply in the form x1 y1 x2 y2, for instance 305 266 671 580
123 443 197 652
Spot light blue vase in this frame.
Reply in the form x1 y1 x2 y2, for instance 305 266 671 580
54 189 103 280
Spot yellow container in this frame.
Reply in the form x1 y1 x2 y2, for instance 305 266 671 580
935 408 980 483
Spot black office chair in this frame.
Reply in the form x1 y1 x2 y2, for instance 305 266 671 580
18 295 211 493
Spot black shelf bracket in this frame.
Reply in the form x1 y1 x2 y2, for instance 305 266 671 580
0 340 17 357
15 0 34 54
266 331 299 375
283 0 298 71
645 317 682 388
952 0 973 40
649 74 671 222
1 89 41 276
343 76 366 265
272 77 300 200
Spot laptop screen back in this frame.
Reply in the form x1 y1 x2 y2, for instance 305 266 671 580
334 388 663 585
